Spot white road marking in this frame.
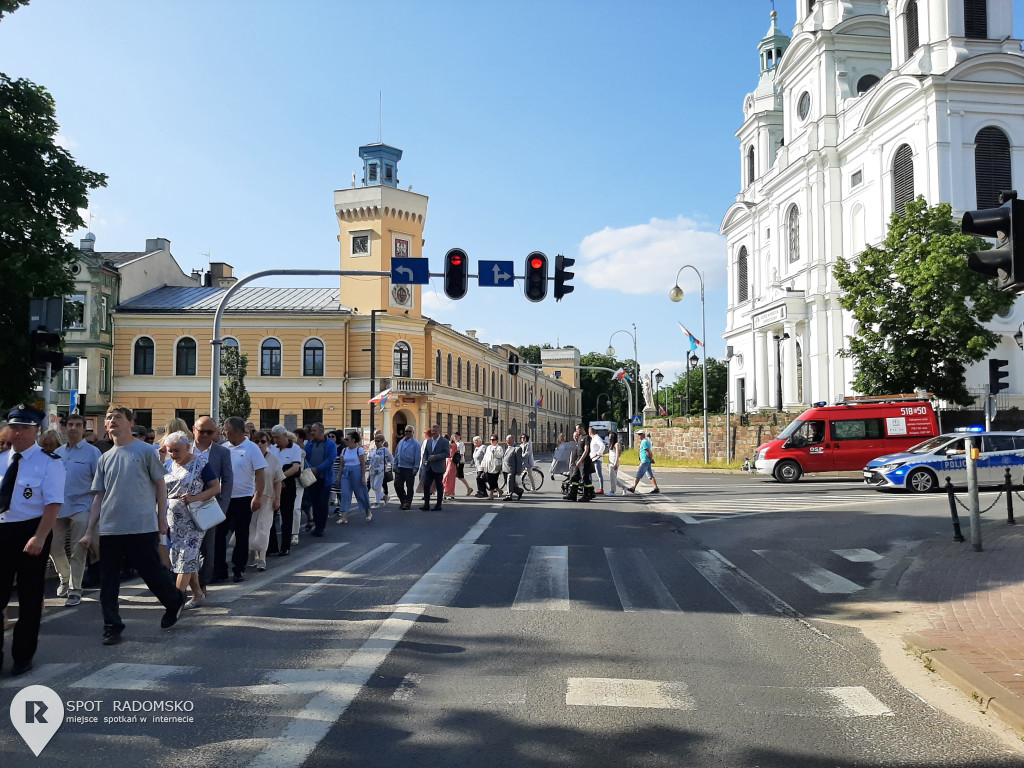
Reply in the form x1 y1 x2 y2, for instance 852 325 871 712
210 542 351 605
754 550 863 594
604 548 680 612
69 663 197 691
681 550 799 617
246 513 495 768
734 685 894 717
389 673 528 706
283 543 417 605
565 677 695 709
0 663 79 688
831 548 883 563
827 685 895 716
512 545 570 611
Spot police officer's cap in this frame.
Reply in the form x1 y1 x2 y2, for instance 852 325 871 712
6 405 45 427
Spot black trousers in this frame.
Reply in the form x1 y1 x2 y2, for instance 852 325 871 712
99 532 180 634
277 481 296 551
422 467 444 506
311 479 329 532
0 519 52 666
215 497 254 577
476 470 488 494
395 467 417 506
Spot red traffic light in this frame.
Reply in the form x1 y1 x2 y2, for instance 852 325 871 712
530 256 544 269
450 254 463 267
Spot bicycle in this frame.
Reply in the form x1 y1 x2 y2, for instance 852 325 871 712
496 467 545 493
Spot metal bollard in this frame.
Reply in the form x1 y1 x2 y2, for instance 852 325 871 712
946 476 965 542
1006 466 1017 525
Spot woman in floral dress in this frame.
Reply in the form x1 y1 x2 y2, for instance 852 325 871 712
164 431 221 608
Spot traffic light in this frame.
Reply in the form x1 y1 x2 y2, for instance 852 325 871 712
444 248 468 300
963 191 1024 293
554 254 575 301
30 331 65 370
989 358 1010 394
508 352 519 376
524 251 548 302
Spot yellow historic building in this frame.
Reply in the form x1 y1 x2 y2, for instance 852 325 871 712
110 143 581 447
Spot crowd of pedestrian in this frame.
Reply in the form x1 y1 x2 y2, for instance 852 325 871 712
0 404 658 675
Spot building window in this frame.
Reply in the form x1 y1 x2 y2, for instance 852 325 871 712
100 355 109 393
303 338 324 377
457 357 462 388
786 205 800 263
352 234 369 256
975 127 1011 210
385 165 394 183
60 360 79 392
737 246 749 303
466 360 471 391
302 409 323 426
66 295 86 330
133 409 153 429
447 354 453 387
492 371 496 395
368 163 378 182
475 364 480 393
393 341 411 378
797 92 811 121
851 170 863 188
905 0 919 57
219 337 239 375
260 409 280 430
350 409 362 428
892 143 915 215
100 296 108 330
261 338 282 376
856 75 879 95
175 337 197 376
134 337 155 375
746 145 755 187
964 0 987 39
175 409 196 431
436 349 442 383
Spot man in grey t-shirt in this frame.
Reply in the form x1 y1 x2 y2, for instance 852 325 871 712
80 407 186 645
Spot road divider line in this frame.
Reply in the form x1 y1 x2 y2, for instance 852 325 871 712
283 543 410 605
604 548 680 612
682 550 800 617
753 549 863 594
512 546 570 611
246 512 495 768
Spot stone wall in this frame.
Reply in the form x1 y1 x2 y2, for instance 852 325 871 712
640 412 800 463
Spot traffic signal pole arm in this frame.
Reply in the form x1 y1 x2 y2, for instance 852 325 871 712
210 268 388 423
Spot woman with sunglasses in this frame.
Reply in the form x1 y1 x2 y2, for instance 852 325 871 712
367 431 394 509
336 431 372 523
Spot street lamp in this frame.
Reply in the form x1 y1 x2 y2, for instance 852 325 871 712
607 325 639 447
669 266 709 464
724 346 735 463
685 353 698 416
651 369 664 416
773 332 790 412
596 392 610 420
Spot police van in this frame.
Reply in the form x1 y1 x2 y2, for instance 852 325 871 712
863 429 1024 492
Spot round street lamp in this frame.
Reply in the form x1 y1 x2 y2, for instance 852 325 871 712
669 266 708 464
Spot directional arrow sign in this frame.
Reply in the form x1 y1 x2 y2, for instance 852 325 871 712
390 258 430 285
478 260 515 287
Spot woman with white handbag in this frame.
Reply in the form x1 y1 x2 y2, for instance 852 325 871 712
164 431 222 609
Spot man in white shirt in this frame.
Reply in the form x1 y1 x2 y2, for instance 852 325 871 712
589 427 607 495
217 416 266 583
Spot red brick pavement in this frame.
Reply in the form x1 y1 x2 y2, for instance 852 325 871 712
899 521 1024 703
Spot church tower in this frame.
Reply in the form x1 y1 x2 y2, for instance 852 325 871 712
334 143 429 317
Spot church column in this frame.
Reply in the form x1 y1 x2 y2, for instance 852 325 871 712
756 331 770 409
812 296 829 404
783 321 798 407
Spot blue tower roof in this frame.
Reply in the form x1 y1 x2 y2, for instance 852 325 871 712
359 143 402 187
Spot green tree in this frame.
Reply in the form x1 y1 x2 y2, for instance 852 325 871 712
664 358 727 415
833 197 1012 405
219 348 252 420
579 351 634 426
0 1 107 405
517 343 552 365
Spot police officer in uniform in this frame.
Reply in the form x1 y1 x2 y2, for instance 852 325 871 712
0 405 63 676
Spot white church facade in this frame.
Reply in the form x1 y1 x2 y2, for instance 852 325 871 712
722 0 1024 414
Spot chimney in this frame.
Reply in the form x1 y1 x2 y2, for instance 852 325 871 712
209 262 237 288
145 237 171 252
190 269 202 282
80 233 96 252
465 330 477 339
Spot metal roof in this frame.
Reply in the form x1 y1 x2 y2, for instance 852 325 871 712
116 286 350 313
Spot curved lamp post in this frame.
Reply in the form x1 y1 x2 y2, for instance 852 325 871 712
607 325 639 447
596 392 610 420
651 368 663 416
669 266 709 464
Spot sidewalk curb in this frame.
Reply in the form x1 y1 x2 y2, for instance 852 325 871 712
903 631 1024 733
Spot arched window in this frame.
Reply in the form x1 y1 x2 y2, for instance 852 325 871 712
892 144 915 215
500 374 504 400
492 371 496 397
475 364 480 393
303 338 324 377
964 0 987 39
856 75 880 95
466 360 471 390
393 341 411 378
446 354 453 387
175 337 197 376
435 349 442 383
786 205 800 263
905 1 919 58
737 246 749 303
457 357 463 388
134 336 154 375
219 337 238 376
975 127 1011 210
746 145 755 187
261 338 282 376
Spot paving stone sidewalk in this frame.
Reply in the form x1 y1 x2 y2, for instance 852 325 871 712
900 519 1024 731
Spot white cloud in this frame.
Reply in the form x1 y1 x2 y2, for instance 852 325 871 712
578 216 726 295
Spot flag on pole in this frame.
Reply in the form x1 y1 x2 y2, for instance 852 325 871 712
368 388 392 412
678 322 703 353
659 407 667 416
612 368 632 382
534 395 543 408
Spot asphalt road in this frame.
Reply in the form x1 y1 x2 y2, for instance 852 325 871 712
1 470 1021 767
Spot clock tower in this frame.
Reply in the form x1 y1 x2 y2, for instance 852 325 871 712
335 143 429 317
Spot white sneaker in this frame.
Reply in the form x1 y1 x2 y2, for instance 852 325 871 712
56 583 69 598
184 593 206 609
291 534 299 545
256 560 267 571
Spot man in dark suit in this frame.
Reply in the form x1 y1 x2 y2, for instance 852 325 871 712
419 425 450 511
192 416 234 587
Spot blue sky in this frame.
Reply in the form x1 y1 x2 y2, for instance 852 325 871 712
6 1 1024 384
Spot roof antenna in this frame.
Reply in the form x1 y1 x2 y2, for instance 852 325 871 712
87 211 96 233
